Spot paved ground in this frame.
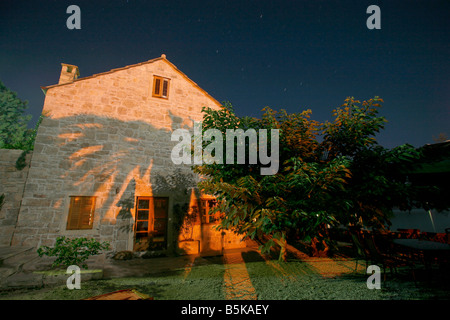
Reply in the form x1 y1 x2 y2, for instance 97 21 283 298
0 241 364 297
1 241 448 300
0 243 265 290
0 241 349 289
222 248 258 300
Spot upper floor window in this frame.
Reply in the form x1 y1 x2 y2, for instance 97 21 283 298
152 76 170 99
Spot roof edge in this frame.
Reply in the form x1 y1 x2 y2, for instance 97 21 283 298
41 55 221 107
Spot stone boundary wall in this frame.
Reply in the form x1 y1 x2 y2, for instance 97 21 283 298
0 149 32 246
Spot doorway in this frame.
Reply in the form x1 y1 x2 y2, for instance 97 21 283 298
134 197 168 251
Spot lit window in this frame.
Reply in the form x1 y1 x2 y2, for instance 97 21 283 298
134 197 169 251
201 199 220 224
152 76 170 99
66 196 96 230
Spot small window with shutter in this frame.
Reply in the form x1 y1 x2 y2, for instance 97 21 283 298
66 196 96 230
152 76 170 99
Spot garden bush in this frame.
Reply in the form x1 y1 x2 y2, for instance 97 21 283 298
37 236 110 269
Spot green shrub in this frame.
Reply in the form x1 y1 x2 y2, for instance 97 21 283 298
37 236 110 269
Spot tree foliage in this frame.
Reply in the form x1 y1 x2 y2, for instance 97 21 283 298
37 236 110 269
0 80 41 151
321 97 387 159
320 97 423 229
194 102 351 260
194 97 444 261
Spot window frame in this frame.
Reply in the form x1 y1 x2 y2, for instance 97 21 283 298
200 198 220 224
66 196 96 230
152 75 170 99
134 196 169 251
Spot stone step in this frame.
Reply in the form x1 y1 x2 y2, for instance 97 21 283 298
0 247 108 290
0 246 35 267
1 272 44 290
0 267 17 282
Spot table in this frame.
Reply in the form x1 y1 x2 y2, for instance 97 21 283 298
393 239 450 251
393 239 450 278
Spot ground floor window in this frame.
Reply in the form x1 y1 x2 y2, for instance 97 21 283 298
200 198 220 224
66 196 96 230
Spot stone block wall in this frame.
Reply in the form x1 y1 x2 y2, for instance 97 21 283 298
0 149 32 246
200 224 247 253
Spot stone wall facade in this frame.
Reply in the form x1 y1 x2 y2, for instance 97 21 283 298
0 149 32 246
10 55 243 253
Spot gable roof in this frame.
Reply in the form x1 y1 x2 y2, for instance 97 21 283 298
41 54 221 107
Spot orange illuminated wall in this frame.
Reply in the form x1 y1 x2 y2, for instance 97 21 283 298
12 55 226 253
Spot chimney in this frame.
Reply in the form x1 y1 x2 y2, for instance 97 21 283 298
58 63 80 84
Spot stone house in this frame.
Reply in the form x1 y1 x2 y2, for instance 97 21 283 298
1 55 246 254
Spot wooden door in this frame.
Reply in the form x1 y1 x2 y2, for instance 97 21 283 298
134 197 168 251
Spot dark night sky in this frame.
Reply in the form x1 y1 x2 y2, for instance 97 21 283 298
0 0 448 149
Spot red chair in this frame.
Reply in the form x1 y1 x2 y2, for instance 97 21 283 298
363 231 416 282
421 232 437 241
397 228 420 239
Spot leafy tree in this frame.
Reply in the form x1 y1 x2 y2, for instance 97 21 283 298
432 132 448 143
321 97 423 229
194 103 351 261
321 97 387 159
0 80 39 150
194 97 444 261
